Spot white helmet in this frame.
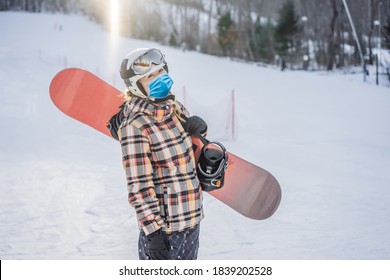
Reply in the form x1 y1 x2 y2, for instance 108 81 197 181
120 48 169 98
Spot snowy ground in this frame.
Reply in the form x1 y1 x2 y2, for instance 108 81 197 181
0 12 390 260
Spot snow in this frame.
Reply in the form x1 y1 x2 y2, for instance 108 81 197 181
1 12 390 260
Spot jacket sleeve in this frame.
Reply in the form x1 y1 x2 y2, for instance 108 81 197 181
175 100 190 118
175 100 208 138
120 123 165 235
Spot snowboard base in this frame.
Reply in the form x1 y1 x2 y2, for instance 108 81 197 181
50 68 281 220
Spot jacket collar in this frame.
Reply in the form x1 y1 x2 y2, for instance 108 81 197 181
123 95 175 121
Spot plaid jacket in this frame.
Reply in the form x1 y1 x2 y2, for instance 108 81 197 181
119 96 204 235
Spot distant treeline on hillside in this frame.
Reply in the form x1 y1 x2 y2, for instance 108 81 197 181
1 0 390 71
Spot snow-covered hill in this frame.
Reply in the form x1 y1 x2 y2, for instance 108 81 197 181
0 12 389 260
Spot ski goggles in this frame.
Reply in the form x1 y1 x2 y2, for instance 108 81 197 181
132 49 166 75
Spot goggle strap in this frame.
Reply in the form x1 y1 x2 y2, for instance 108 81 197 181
120 58 135 79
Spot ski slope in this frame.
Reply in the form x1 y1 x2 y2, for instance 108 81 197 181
0 12 390 260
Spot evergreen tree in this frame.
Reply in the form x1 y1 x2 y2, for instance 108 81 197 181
169 32 178 47
254 18 276 63
217 11 237 56
274 0 301 64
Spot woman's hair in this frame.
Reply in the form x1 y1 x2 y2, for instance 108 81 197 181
120 89 133 103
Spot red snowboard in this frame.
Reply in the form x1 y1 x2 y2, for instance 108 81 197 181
49 68 281 220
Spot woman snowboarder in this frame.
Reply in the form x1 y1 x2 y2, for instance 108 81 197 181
109 48 207 260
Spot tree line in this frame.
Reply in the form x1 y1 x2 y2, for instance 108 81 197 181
1 0 390 71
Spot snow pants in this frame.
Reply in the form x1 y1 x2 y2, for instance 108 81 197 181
138 224 200 260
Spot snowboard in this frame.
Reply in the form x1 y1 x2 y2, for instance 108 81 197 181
49 68 281 220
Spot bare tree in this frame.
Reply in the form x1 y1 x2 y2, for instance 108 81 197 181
327 0 339 70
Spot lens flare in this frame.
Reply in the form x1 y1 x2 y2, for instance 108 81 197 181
108 0 121 78
110 0 120 35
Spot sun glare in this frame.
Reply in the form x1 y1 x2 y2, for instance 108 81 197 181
108 0 121 74
110 0 120 35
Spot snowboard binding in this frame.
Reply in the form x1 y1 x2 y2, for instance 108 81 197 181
197 141 228 192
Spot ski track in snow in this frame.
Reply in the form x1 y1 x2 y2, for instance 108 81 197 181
0 12 390 260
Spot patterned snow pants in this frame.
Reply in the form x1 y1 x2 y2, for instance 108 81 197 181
138 224 200 260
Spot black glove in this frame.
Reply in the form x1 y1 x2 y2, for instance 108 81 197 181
183 116 207 136
147 229 170 260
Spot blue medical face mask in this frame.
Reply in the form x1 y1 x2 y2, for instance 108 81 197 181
147 73 173 99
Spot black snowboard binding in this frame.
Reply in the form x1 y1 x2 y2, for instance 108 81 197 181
107 103 126 140
197 141 228 192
